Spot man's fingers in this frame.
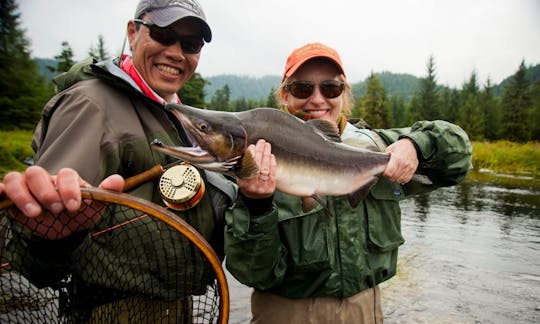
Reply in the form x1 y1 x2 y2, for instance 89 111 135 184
99 174 125 192
56 168 84 212
4 167 48 217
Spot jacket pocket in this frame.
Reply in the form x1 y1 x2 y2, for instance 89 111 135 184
365 178 405 252
277 196 331 272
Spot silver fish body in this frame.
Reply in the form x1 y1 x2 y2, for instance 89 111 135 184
152 104 402 207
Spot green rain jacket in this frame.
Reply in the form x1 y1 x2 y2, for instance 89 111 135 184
225 120 472 299
7 58 236 303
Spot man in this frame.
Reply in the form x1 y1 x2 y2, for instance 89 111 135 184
0 0 252 322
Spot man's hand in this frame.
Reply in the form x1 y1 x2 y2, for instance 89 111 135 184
2 166 125 239
383 138 419 184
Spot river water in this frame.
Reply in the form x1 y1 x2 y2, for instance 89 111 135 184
226 172 540 323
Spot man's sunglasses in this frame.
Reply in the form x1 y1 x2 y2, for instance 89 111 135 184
285 80 346 99
134 19 204 54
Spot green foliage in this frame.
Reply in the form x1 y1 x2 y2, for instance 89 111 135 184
209 84 231 111
501 61 531 142
0 0 54 130
88 34 110 61
480 80 502 141
472 141 540 174
530 79 540 140
409 56 442 121
360 73 391 128
265 87 278 108
352 72 419 102
0 130 33 178
458 72 484 140
47 41 75 73
178 72 207 107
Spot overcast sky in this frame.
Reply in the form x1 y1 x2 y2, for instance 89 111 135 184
18 0 540 87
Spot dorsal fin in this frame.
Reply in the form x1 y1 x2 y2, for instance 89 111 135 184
235 147 259 179
306 119 342 143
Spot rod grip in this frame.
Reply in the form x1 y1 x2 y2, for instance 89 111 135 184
123 164 164 192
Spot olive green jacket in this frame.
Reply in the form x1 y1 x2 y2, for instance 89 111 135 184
225 120 472 299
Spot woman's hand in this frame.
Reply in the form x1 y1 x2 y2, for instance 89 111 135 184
237 139 277 199
383 138 419 184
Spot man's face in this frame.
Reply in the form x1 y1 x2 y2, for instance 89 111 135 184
128 17 203 101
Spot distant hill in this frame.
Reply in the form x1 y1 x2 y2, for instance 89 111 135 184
204 74 281 101
34 57 58 82
352 72 420 101
33 58 540 102
495 63 540 96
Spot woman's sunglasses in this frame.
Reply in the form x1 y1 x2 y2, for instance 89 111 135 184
285 80 346 99
134 19 204 54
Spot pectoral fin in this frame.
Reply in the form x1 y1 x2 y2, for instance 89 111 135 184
348 177 379 208
235 148 259 179
302 196 321 213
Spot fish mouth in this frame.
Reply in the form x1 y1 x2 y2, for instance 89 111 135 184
150 139 216 163
150 139 242 174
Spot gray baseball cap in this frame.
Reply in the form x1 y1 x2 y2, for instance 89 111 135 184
134 0 212 42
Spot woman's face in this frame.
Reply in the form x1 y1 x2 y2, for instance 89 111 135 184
282 59 345 122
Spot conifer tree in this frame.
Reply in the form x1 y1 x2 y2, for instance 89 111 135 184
410 55 441 121
88 34 110 61
529 79 540 140
480 79 502 140
266 87 277 108
47 41 75 73
361 73 390 128
501 61 531 142
388 95 406 127
459 71 484 140
209 84 231 111
0 0 52 130
439 88 461 123
178 72 207 107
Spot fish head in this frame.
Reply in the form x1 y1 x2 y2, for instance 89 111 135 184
167 103 248 162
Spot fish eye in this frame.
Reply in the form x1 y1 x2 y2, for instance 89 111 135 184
198 122 209 131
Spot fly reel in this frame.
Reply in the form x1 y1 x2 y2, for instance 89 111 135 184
158 163 205 210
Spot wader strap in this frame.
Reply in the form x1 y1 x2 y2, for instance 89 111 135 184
204 171 238 204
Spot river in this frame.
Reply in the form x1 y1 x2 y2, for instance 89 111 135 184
226 171 540 323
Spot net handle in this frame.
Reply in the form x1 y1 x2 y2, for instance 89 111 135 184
0 187 230 323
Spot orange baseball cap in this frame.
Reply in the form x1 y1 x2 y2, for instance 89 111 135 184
283 42 345 80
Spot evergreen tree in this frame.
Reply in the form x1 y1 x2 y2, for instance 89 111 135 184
47 41 75 73
459 71 484 140
231 97 247 112
361 73 390 128
439 87 461 123
410 55 441 121
501 61 531 142
178 72 207 107
529 79 540 140
350 95 363 119
388 95 406 127
0 0 52 130
209 84 231 111
266 87 277 108
480 79 502 140
88 34 110 61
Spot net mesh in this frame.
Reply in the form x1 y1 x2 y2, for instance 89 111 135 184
0 189 225 323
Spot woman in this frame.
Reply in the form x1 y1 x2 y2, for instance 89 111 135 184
225 42 472 323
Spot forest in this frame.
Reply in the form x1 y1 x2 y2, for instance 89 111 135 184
1 0 540 143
